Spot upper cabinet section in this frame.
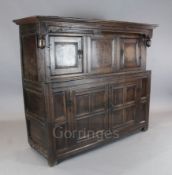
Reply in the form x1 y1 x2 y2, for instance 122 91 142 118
14 16 157 82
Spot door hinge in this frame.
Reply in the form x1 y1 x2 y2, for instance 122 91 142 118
37 34 46 49
78 50 83 59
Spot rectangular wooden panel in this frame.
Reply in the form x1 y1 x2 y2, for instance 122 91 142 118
125 105 136 123
88 35 116 73
111 87 124 107
75 113 107 141
111 109 124 128
22 35 38 81
141 78 148 98
126 84 137 103
109 80 138 129
111 105 136 129
71 85 108 142
119 36 146 71
75 93 90 117
89 114 107 132
137 76 150 124
28 119 47 148
73 86 108 117
24 89 45 121
53 91 67 122
92 90 106 112
110 81 137 107
136 100 149 125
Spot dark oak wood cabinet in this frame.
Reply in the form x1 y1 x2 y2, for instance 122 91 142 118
13 16 157 166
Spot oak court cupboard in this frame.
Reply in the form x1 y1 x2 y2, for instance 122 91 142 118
13 16 157 166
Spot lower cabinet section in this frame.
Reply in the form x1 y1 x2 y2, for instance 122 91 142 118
25 72 150 166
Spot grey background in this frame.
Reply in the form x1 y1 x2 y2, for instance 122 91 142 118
0 0 172 121
0 0 172 174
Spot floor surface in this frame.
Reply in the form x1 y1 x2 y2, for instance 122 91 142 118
0 109 172 175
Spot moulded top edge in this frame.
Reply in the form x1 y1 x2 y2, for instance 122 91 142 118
13 16 158 29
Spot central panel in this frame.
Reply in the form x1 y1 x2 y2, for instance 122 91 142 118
88 35 116 74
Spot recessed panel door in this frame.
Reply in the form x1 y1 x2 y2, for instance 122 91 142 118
71 85 109 143
109 80 139 130
50 36 83 75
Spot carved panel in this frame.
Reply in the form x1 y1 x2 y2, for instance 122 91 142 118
120 37 142 70
111 105 136 129
88 35 115 73
111 83 137 107
73 86 107 117
71 85 108 142
109 80 138 129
